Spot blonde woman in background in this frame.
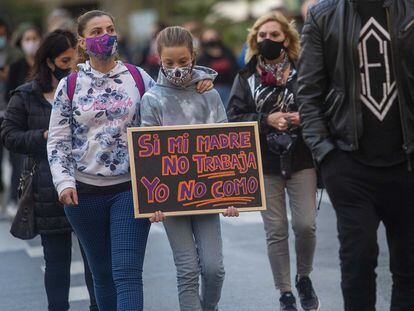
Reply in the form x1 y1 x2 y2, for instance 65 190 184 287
227 12 319 311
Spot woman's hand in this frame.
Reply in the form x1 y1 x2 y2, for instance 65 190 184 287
59 188 78 206
43 130 48 140
286 112 300 125
267 112 290 131
222 206 239 217
196 79 214 93
150 211 166 223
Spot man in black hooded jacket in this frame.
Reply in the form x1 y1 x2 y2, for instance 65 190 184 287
297 0 414 310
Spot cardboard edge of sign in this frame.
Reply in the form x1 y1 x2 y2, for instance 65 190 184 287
127 122 267 219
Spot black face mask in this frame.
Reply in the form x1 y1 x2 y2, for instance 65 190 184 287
53 66 71 81
202 40 221 49
257 39 285 60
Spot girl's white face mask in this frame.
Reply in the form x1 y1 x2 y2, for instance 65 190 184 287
161 63 193 86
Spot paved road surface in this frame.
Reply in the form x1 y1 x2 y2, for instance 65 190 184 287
0 192 392 311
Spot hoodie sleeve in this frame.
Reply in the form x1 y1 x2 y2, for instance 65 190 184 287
140 92 162 127
194 65 218 82
212 90 228 123
46 78 76 196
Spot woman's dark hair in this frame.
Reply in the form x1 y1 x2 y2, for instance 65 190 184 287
31 29 76 92
74 10 115 68
14 24 42 48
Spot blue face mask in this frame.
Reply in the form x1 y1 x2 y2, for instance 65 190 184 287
0 36 7 50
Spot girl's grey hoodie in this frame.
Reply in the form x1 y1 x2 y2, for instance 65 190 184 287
140 66 227 126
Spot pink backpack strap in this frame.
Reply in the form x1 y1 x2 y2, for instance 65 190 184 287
67 72 78 103
124 63 146 98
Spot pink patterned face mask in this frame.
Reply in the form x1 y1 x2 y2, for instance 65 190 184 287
85 33 118 60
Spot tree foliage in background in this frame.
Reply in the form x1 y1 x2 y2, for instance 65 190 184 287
160 0 252 52
0 0 44 31
170 0 221 22
162 0 302 54
0 0 303 56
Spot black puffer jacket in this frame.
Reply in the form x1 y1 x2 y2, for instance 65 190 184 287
297 0 414 164
1 81 71 235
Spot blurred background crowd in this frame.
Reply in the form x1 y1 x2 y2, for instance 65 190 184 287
0 0 315 219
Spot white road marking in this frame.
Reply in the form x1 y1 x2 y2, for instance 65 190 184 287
25 245 43 258
70 260 85 275
69 286 89 302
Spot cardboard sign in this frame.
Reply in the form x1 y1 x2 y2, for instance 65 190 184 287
127 122 266 218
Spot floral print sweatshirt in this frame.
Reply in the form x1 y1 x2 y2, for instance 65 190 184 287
47 61 155 196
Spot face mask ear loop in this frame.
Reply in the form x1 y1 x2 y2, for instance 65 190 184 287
161 66 166 76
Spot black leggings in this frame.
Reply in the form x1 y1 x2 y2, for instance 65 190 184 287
321 150 414 311
41 233 98 311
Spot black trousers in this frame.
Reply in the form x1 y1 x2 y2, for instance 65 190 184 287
41 233 98 311
321 150 414 311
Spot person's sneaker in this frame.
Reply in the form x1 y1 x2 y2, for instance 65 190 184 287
295 275 320 311
279 292 297 311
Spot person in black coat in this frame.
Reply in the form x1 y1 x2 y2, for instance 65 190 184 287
0 18 23 213
1 29 97 311
4 25 42 217
198 28 239 106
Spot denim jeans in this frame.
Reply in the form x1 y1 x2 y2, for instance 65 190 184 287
64 190 151 311
41 233 97 311
79 243 99 311
163 214 225 311
261 168 317 292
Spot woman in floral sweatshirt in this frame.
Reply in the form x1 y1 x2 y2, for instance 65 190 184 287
47 10 212 311
46 10 152 311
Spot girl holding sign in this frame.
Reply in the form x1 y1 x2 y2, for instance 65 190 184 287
140 26 239 311
47 10 214 311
